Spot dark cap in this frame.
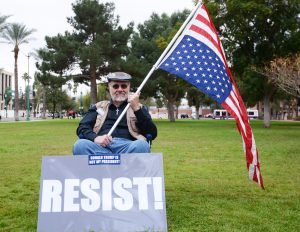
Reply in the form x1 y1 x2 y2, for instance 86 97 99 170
107 72 132 82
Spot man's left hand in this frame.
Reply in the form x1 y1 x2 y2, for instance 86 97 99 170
128 92 141 111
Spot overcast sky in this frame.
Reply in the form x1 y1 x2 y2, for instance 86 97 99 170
0 0 196 92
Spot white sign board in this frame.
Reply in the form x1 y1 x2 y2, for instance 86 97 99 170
37 153 167 232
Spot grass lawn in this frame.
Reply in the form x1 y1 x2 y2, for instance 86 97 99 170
0 119 299 231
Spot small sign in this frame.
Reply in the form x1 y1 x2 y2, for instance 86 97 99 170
88 154 121 165
37 153 167 232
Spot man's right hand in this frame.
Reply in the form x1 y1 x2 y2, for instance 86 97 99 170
94 135 112 147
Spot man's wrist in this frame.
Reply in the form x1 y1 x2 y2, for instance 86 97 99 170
133 105 141 112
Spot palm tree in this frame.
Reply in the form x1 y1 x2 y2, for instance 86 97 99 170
1 23 36 121
0 14 10 33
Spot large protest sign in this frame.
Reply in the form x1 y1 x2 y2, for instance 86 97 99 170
37 153 167 232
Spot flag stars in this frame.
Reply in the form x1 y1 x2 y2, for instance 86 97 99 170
159 35 233 104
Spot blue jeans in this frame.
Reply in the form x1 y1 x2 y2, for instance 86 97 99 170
72 138 150 155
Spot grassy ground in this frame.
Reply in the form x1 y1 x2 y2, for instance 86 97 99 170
0 119 299 231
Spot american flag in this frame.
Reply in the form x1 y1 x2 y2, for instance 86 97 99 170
158 3 264 189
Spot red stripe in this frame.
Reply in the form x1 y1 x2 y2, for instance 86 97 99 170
195 14 216 38
222 100 254 165
189 24 223 57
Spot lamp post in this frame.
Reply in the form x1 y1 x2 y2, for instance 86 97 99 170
80 91 83 117
4 93 8 118
25 53 31 121
26 80 30 121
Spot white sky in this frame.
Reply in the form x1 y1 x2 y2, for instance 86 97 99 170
0 0 196 92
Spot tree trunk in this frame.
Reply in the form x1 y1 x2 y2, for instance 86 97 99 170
195 105 200 119
90 68 97 105
14 45 19 121
263 92 271 128
167 100 175 122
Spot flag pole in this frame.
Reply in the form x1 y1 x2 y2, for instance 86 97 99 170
108 1 202 136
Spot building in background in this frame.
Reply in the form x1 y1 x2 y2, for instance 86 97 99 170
0 69 14 117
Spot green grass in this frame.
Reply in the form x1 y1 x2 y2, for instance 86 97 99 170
0 119 299 231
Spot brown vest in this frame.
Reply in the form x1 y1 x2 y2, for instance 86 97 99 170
92 101 146 141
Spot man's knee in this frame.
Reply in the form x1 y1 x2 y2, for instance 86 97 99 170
129 140 150 153
72 139 96 155
73 139 87 155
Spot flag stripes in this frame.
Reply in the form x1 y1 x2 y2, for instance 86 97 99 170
158 3 264 188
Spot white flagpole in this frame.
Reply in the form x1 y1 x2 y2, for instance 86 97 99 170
108 1 202 136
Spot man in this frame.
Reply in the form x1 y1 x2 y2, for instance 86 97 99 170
73 72 157 155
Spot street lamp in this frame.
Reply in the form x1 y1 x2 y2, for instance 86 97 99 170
80 91 83 117
26 78 30 121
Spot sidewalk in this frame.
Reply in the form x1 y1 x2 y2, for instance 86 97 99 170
0 116 47 122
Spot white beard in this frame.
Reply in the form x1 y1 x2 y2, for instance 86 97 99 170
111 94 127 102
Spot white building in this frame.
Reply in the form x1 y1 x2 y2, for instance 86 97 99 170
0 69 14 117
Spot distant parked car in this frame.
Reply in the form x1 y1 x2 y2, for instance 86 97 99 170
180 114 189 119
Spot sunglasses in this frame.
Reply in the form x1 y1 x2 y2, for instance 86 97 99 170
111 84 128 89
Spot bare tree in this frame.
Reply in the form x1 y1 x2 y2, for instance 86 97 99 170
264 54 300 98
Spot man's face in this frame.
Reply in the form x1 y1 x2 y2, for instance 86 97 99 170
108 81 130 103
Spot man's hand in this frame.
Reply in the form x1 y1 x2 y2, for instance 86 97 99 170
94 135 112 147
128 92 141 111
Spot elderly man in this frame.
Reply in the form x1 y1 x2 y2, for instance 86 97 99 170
73 72 157 155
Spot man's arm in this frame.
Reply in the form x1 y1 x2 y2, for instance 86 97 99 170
76 105 98 141
128 92 157 140
134 107 157 140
